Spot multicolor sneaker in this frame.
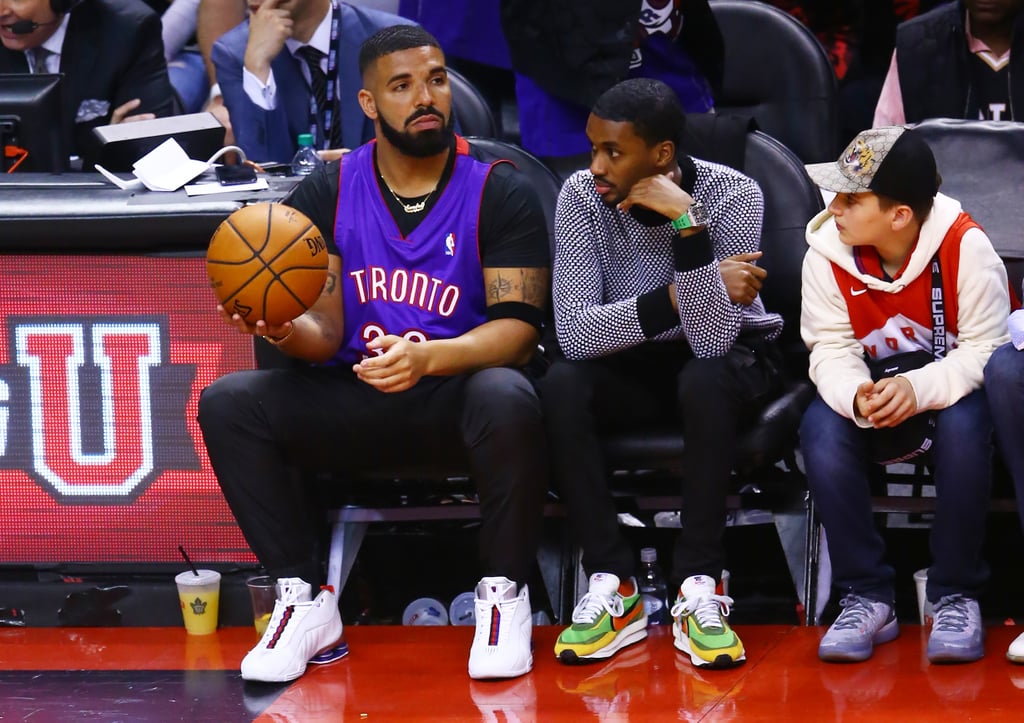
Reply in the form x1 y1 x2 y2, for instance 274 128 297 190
468 576 533 680
670 575 745 669
927 594 984 663
818 593 898 663
555 573 648 664
240 578 348 683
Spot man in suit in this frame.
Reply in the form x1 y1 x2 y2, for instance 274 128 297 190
211 0 411 164
0 0 176 166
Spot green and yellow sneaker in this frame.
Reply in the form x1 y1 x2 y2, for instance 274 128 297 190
671 574 745 669
555 573 648 664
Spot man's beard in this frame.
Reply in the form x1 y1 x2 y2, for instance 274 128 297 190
379 106 455 158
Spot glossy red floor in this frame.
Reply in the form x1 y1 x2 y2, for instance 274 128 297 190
3 624 1024 720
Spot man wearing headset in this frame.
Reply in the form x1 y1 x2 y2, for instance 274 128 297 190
0 0 176 164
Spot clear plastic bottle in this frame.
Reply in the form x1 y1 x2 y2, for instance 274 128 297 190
638 547 670 625
290 133 324 176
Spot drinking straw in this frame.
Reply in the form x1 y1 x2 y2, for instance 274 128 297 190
179 545 199 576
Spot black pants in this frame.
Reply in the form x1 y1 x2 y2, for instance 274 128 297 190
197 365 548 586
539 339 783 586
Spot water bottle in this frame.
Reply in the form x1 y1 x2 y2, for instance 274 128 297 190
638 547 669 625
291 133 324 176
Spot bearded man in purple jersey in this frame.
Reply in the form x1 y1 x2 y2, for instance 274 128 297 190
198 24 550 684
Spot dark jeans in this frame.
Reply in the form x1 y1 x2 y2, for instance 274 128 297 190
197 365 548 586
800 391 993 604
985 342 1024 531
539 339 783 586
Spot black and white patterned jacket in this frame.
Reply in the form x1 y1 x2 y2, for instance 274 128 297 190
552 157 783 360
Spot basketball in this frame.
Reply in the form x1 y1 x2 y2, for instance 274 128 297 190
206 202 329 326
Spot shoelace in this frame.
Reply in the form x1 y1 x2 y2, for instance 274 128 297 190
932 594 971 633
259 585 311 646
670 593 733 630
571 590 623 624
830 594 879 630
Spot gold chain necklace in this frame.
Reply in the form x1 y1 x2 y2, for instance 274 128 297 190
381 176 436 214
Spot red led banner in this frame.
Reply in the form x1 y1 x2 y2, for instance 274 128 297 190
0 255 256 565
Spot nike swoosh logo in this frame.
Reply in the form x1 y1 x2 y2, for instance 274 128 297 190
613 597 643 631
850 287 868 296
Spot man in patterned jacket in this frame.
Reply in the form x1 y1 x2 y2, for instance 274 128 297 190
540 78 784 669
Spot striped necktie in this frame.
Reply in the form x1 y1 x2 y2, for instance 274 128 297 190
29 46 52 74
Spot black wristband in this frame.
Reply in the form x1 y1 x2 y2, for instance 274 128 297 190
671 227 714 272
486 300 545 331
637 285 679 337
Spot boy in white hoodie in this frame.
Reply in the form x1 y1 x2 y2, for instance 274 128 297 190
799 126 1009 664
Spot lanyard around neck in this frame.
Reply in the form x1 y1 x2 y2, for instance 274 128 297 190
306 0 341 150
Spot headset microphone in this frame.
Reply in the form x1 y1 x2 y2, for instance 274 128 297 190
5 19 47 34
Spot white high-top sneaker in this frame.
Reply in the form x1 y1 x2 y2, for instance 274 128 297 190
468 576 533 680
240 579 347 683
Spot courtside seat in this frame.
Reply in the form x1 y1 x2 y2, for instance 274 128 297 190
912 118 1024 293
710 0 839 164
449 68 499 139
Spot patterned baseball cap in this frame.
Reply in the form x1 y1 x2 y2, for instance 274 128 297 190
805 126 940 206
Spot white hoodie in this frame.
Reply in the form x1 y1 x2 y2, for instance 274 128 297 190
801 192 1009 423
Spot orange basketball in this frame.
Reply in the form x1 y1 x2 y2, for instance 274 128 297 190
207 203 329 325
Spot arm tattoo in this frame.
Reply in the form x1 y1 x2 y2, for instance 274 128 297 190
520 268 549 309
487 271 514 303
485 268 550 308
321 270 338 296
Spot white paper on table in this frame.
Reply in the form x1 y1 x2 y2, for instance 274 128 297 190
93 163 145 191
130 138 211 192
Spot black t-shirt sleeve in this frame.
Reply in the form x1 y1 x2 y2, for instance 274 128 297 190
478 160 551 269
284 160 341 253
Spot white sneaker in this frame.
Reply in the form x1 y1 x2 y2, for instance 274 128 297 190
276 577 312 603
1008 631 1024 664
468 576 533 680
240 579 348 683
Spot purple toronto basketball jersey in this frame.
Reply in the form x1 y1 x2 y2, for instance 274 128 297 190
329 140 492 366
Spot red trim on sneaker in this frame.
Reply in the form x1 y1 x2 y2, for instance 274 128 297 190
487 605 501 646
265 605 295 649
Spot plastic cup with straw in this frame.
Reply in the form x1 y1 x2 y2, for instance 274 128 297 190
174 546 221 635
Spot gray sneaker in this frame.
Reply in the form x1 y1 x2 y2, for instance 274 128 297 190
927 594 984 663
818 593 899 662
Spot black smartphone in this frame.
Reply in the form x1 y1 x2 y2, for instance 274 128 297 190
215 164 258 186
257 162 294 176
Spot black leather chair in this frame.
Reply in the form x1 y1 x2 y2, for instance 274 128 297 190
913 118 1024 294
466 136 560 231
449 67 499 139
710 0 839 164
